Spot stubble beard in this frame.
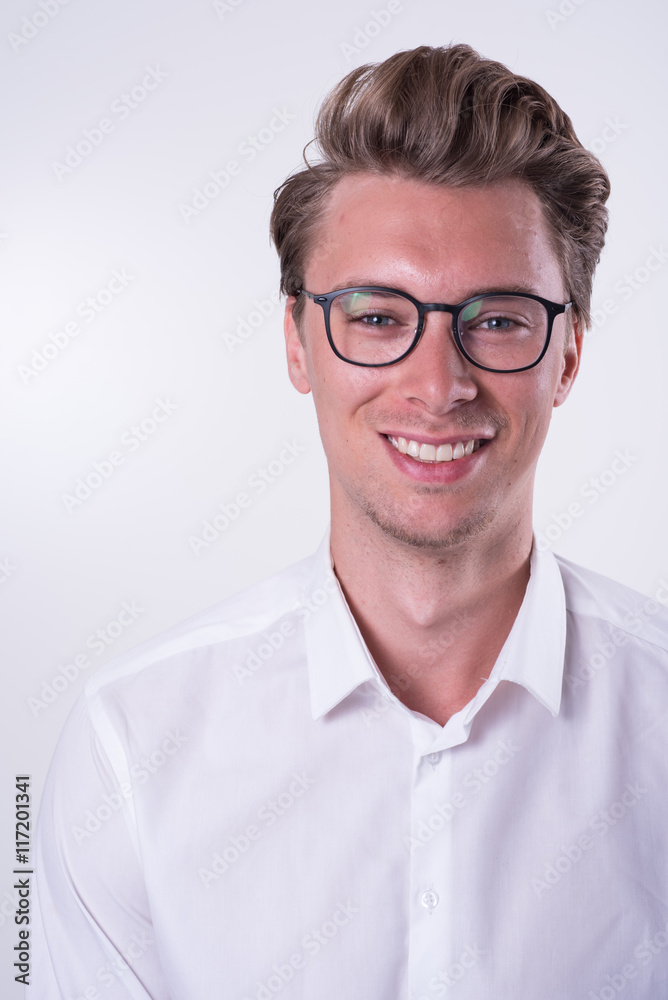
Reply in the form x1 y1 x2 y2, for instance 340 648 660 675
333 409 509 551
346 478 499 551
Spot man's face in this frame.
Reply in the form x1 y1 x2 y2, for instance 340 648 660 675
284 174 581 551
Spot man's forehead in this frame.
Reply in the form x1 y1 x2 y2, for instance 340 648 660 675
303 173 556 293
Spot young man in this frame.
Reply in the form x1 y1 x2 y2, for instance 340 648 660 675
31 46 668 999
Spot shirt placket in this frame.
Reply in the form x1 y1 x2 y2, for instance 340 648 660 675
407 733 458 1000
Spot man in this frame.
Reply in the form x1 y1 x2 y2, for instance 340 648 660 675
31 45 668 999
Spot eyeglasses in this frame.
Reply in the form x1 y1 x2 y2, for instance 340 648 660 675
298 286 573 373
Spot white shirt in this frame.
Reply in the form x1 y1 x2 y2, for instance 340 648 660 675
30 532 668 1000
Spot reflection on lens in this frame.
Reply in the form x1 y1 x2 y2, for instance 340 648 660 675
340 291 373 314
461 299 483 322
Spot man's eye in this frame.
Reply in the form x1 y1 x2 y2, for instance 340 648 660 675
479 315 513 330
354 312 395 327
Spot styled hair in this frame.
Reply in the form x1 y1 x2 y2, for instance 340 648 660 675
270 44 610 328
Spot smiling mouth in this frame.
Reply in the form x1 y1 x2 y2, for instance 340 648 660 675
386 435 486 463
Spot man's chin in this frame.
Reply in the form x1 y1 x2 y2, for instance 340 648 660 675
359 499 497 552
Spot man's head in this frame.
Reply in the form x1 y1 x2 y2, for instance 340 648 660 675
271 45 610 553
271 43 609 332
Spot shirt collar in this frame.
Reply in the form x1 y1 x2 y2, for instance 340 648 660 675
483 537 566 718
303 529 566 725
303 530 377 721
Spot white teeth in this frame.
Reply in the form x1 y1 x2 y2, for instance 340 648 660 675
388 436 482 463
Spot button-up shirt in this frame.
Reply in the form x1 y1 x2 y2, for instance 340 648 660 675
30 533 668 999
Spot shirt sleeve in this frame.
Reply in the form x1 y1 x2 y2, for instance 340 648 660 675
28 695 172 1000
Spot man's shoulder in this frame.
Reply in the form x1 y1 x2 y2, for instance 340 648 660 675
82 547 318 700
553 551 668 653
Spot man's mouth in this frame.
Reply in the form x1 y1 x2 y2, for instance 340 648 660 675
386 435 486 463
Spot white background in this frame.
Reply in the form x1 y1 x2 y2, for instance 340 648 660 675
1 0 666 991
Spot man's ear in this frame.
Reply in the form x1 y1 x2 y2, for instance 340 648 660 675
553 313 584 408
284 296 312 395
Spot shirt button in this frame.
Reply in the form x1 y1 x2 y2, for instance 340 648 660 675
427 752 441 766
421 890 439 910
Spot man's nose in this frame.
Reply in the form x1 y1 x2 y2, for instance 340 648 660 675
397 311 479 411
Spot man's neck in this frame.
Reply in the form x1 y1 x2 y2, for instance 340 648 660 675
330 508 533 727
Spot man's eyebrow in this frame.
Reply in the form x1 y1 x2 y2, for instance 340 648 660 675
459 283 543 299
320 280 546 300
325 279 392 292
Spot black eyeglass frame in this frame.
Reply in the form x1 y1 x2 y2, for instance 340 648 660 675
298 286 573 374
